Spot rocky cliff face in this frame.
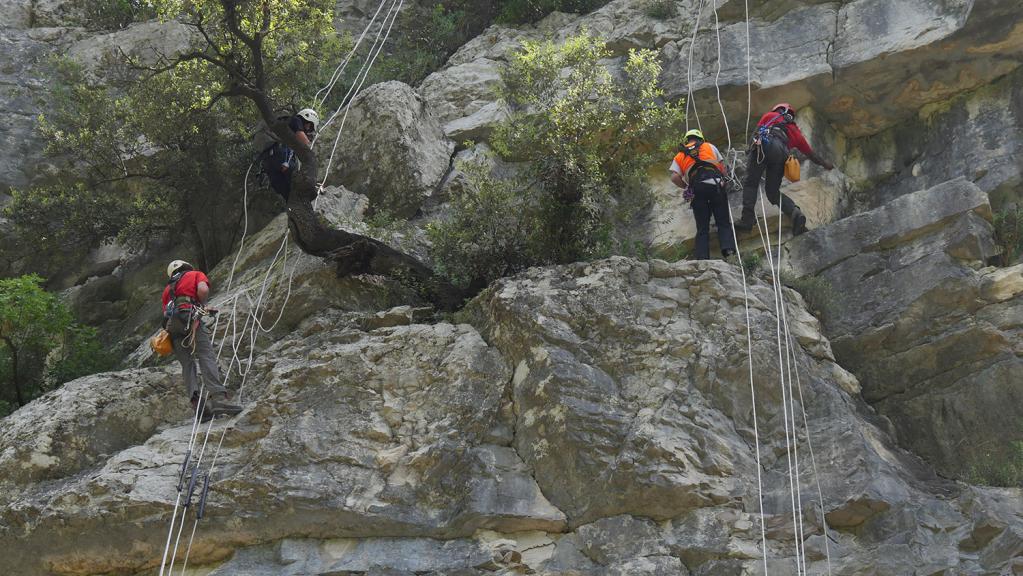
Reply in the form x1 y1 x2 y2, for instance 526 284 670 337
3 248 1022 575
2 0 1023 574
788 178 1023 482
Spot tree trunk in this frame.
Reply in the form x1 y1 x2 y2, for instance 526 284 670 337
260 114 465 310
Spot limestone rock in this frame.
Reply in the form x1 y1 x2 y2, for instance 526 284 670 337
67 20 195 72
787 178 1023 479
3 257 1023 575
314 184 370 229
419 58 509 141
320 81 455 218
0 367 187 491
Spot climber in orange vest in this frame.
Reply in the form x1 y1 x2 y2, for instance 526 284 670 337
734 103 834 236
670 129 737 260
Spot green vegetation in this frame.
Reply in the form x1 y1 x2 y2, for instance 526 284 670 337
429 33 685 289
427 156 532 290
642 0 677 20
0 276 113 417
5 1 346 274
740 251 763 275
781 272 837 318
993 206 1022 266
496 0 612 24
967 440 1023 488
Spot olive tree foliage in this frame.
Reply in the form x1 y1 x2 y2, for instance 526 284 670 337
0 275 112 416
6 57 254 272
429 33 685 290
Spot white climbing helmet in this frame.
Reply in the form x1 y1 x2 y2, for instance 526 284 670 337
296 108 319 131
167 260 192 278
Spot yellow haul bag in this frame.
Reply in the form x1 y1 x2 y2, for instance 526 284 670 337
150 328 173 356
784 154 801 182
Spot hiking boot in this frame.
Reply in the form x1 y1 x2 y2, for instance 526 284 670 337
791 210 808 237
208 394 243 417
733 216 756 232
190 393 215 423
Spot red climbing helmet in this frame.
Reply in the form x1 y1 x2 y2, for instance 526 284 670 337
772 102 796 117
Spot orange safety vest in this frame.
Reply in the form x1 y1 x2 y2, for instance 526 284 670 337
673 142 725 180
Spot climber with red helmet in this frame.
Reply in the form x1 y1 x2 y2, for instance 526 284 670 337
161 260 241 422
734 103 834 236
669 129 737 260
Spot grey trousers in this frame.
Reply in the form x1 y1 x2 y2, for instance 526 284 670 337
172 324 227 399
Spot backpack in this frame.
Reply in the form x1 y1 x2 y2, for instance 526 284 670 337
253 115 297 185
681 140 725 183
163 271 196 338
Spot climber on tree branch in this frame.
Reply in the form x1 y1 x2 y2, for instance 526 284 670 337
139 0 461 309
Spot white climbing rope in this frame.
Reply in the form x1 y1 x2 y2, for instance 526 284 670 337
317 0 405 190
710 1 732 152
752 198 804 574
784 325 834 574
314 0 392 109
701 1 769 571
685 0 705 133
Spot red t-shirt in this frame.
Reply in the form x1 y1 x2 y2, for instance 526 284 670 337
162 270 210 310
757 111 813 156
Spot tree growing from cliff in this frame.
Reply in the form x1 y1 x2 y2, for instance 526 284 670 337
128 0 464 307
429 33 685 289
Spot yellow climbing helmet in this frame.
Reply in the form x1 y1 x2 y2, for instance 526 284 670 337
684 129 705 142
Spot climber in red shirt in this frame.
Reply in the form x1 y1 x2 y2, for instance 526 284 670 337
162 259 241 422
734 103 834 236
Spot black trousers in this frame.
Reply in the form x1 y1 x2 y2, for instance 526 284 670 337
268 170 292 202
691 180 736 260
741 136 798 223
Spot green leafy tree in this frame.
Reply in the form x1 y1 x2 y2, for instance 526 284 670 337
0 277 113 415
430 33 685 290
127 0 465 307
493 32 684 261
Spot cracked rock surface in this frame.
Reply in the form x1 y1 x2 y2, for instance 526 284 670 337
2 254 1021 575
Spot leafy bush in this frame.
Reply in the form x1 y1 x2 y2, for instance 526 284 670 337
427 157 533 290
0 276 112 417
429 33 685 290
740 251 763 275
993 206 1022 266
642 0 677 20
494 33 684 257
